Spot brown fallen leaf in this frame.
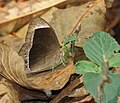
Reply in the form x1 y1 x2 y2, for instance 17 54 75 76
49 76 82 103
42 0 106 47
118 96 120 103
0 35 23 52
0 0 67 24
69 95 94 103
0 77 20 103
0 0 67 37
28 61 75 90
0 42 75 90
68 76 88 98
68 84 88 98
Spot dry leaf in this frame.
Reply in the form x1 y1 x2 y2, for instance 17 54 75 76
28 61 75 90
0 0 67 24
105 0 114 8
0 78 20 103
0 43 30 87
68 86 88 98
0 43 75 90
49 76 82 103
0 0 67 36
69 76 88 97
118 96 120 103
0 35 23 52
70 95 93 103
42 0 106 47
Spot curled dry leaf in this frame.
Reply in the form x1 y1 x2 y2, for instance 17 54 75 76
28 61 75 90
42 0 106 47
0 43 30 87
0 77 20 103
0 42 75 90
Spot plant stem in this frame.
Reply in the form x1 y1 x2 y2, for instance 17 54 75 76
66 0 101 37
97 55 109 103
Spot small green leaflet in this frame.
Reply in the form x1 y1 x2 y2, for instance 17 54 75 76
75 60 101 74
109 53 120 68
63 36 78 46
83 31 120 68
84 72 120 103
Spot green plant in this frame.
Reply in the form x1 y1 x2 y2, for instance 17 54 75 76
59 35 78 65
61 35 78 52
75 31 120 103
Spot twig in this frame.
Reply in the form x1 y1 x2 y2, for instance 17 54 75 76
97 55 109 103
49 75 82 103
67 0 101 58
66 0 101 37
0 0 67 24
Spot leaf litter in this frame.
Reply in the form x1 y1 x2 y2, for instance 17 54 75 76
0 0 119 103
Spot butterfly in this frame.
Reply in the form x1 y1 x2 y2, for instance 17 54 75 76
19 17 61 75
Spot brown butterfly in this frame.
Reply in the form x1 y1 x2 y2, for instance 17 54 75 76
19 17 61 74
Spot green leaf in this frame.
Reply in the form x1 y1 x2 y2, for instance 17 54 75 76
83 73 101 100
84 72 120 103
83 31 120 68
75 60 101 74
109 53 120 68
63 36 77 46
